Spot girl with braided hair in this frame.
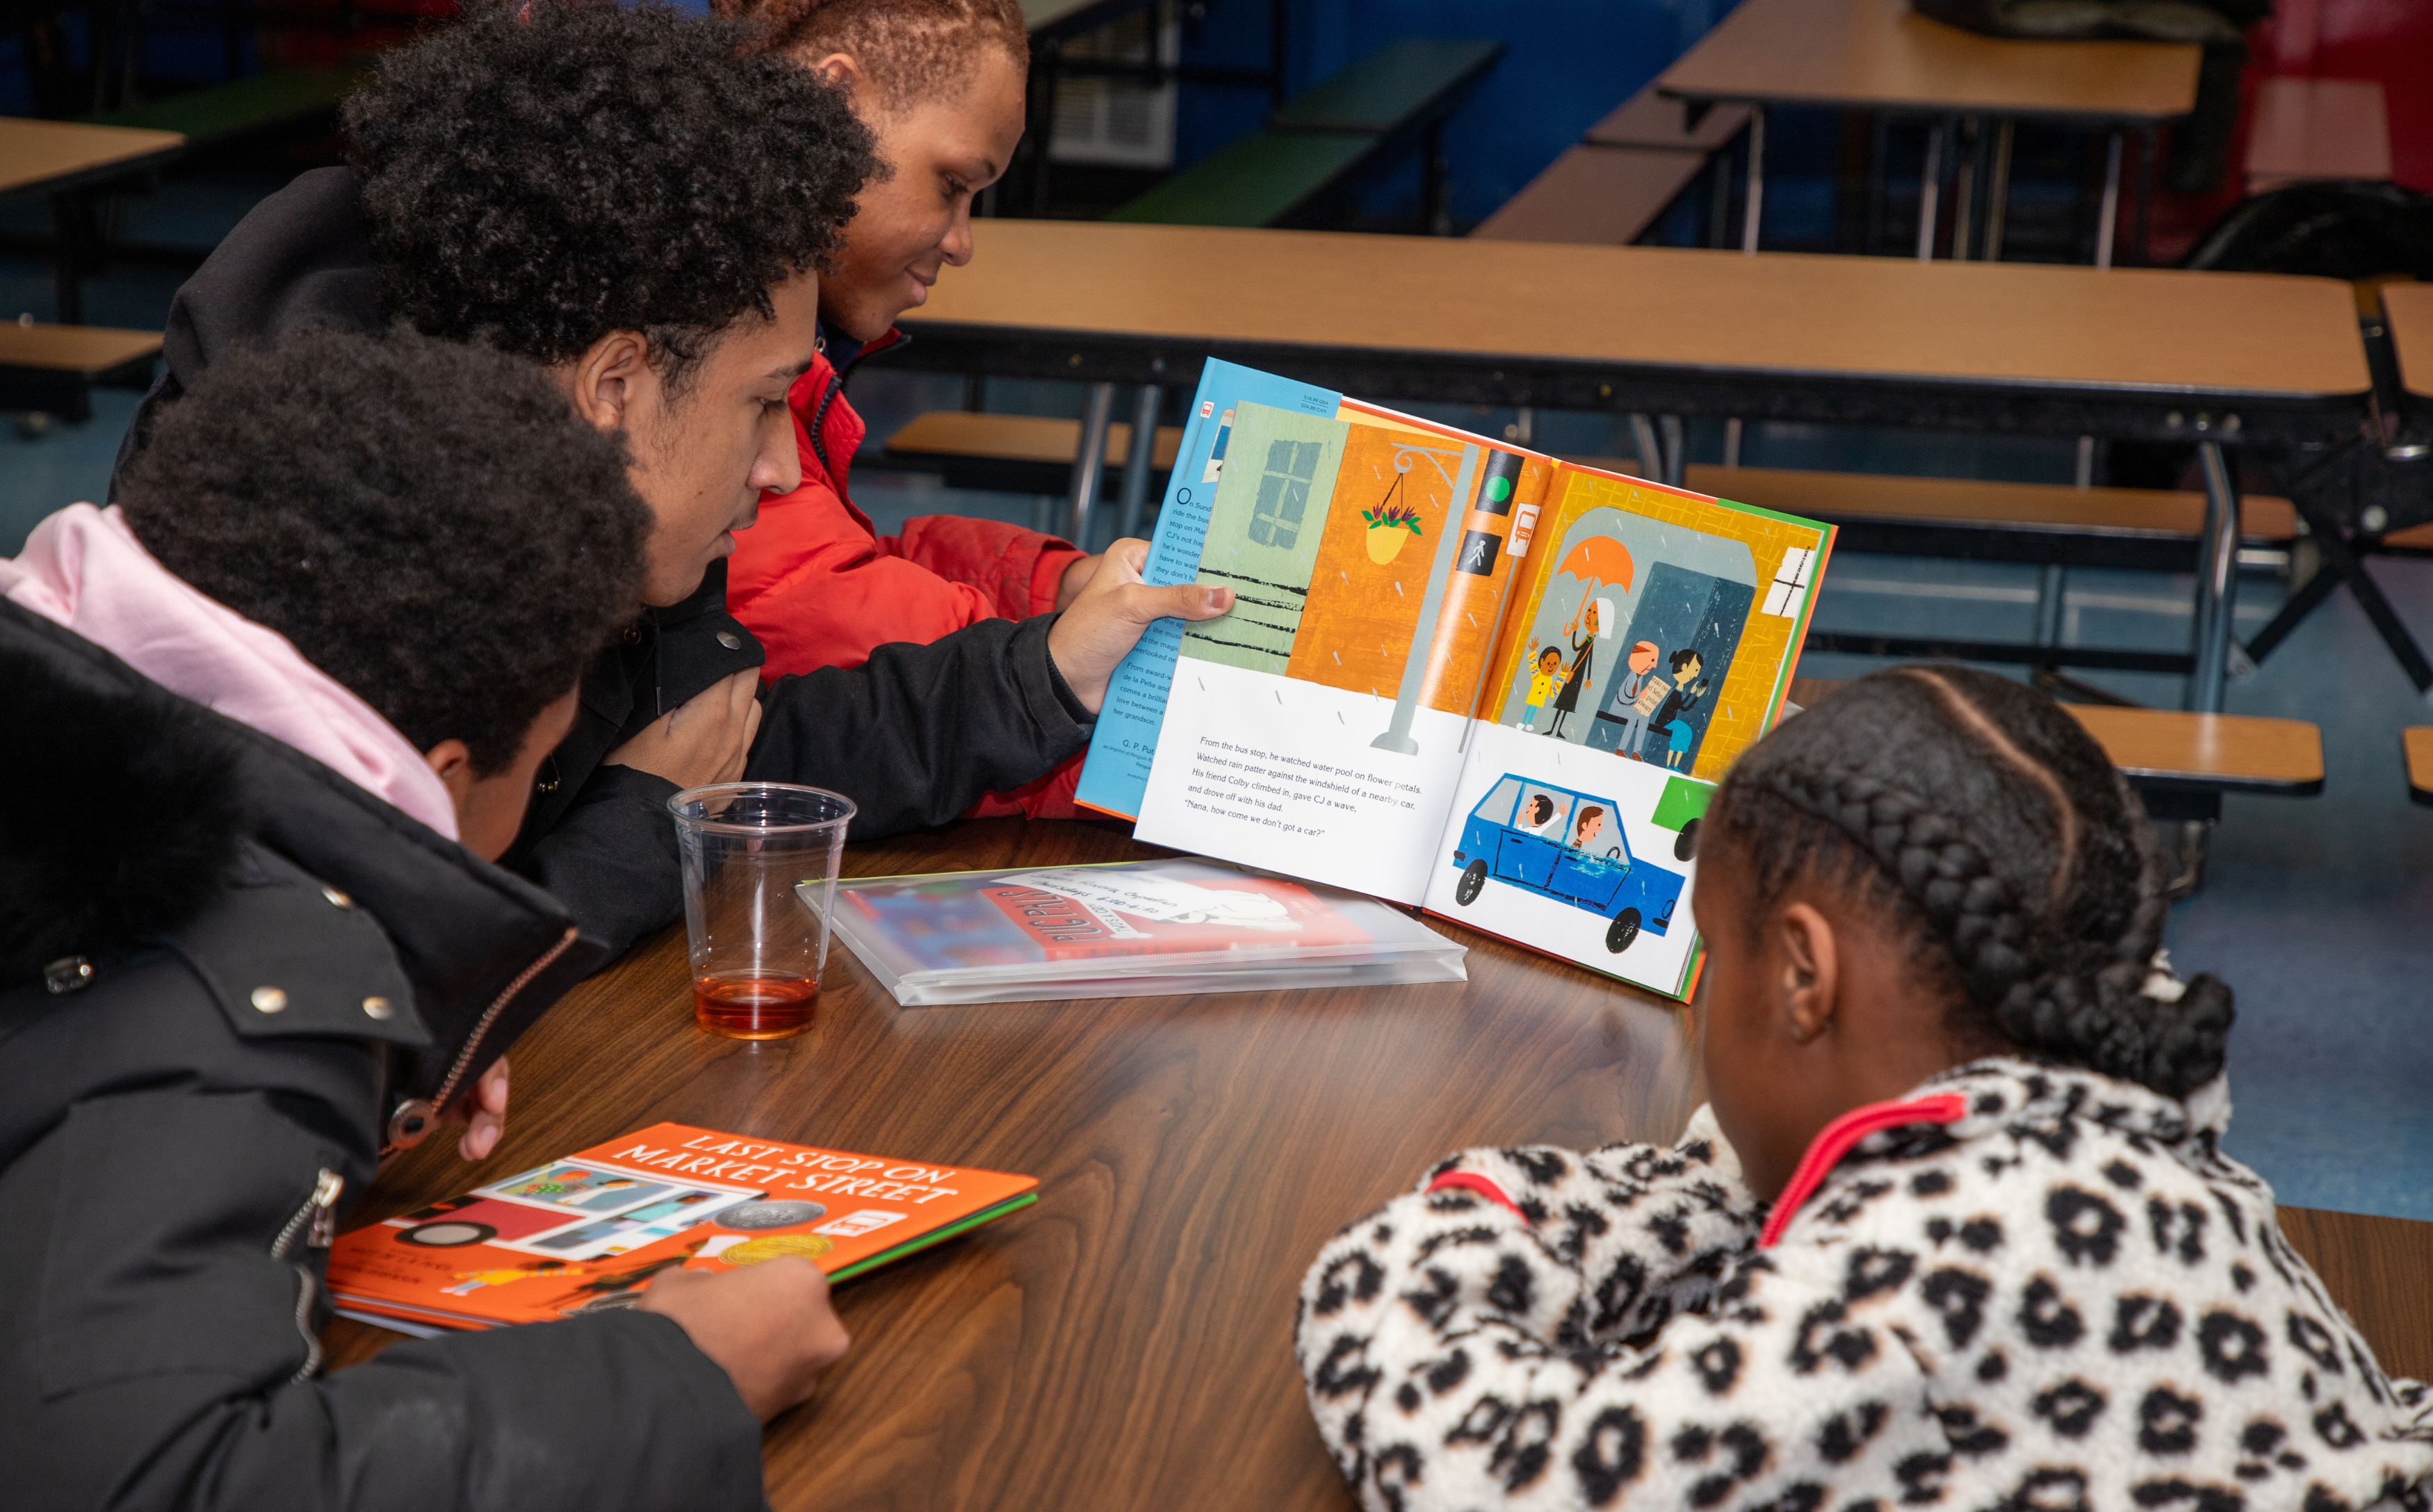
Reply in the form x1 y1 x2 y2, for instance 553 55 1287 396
1296 667 2433 1512
715 0 1109 815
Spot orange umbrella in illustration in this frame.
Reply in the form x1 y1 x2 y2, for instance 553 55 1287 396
1557 535 1633 592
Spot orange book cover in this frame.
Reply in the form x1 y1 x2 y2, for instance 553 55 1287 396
327 1123 1036 1332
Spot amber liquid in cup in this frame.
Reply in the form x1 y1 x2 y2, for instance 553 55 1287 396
693 972 820 1039
669 783 856 1043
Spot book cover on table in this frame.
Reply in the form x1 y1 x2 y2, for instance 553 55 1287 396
1082 361 1835 1001
325 1123 1036 1333
822 856 1467 1005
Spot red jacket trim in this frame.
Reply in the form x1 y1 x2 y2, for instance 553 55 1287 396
1426 1171 1529 1223
1757 1092 1969 1249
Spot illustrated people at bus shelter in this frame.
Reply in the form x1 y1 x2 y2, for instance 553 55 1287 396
1517 645 1561 730
1543 597 1604 740
1650 647 1712 770
1607 639 1660 758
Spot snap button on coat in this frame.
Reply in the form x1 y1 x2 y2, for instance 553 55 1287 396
250 986 287 1014
362 995 393 1021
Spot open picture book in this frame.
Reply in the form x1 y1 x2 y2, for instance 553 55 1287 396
325 1123 1035 1334
1074 360 1834 1000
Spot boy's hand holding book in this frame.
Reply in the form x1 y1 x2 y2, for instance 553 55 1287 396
640 1258 851 1420
1047 537 1234 713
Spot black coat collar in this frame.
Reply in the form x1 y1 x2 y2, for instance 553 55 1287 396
0 601 604 1121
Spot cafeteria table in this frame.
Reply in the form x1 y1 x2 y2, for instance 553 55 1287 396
0 115 185 323
1655 0 2199 264
323 817 2433 1510
895 219 2371 712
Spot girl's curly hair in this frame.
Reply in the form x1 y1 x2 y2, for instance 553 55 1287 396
345 0 876 389
1709 667 2233 1098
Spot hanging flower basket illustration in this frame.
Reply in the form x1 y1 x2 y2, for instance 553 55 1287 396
1361 500 1424 564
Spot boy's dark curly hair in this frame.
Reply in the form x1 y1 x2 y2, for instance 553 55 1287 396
715 0 1026 108
117 325 651 777
345 0 875 389
1708 666 2234 1099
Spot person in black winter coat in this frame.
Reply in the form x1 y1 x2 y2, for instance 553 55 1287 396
2 326 850 1511
112 0 1233 964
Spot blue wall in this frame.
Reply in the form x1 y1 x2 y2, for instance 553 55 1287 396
1175 0 1739 230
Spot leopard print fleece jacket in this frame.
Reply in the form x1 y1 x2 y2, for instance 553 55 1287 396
1295 1059 2433 1512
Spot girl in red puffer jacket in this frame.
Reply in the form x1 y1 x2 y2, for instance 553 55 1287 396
719 0 1095 815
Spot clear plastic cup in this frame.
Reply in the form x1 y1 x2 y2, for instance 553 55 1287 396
667 783 856 1040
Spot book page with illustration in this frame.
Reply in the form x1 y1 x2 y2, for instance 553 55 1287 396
1415 462 1834 998
1130 400 1554 903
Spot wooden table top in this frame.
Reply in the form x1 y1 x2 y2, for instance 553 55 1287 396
886 409 1183 469
2063 704 2325 792
2380 282 2433 400
0 320 163 373
1683 462 2298 542
323 817 2433 1503
1791 678 2325 792
2403 726 2433 804
1584 90 1752 152
323 819 1704 1510
1657 0 2200 123
911 220 2369 407
0 115 184 199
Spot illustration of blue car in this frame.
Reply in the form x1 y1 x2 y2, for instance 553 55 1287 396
1449 774 1693 954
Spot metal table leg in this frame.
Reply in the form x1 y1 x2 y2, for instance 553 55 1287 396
2133 127 2157 266
1951 117 1983 261
1116 382 1162 539
1631 414 1661 480
2263 492 2433 697
1068 381 1116 548
1915 119 1946 261
1983 118 2015 261
1741 106 1766 253
2094 131 2123 270
49 189 95 325
2187 441 2241 713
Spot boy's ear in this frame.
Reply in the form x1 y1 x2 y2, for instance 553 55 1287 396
1775 901 1839 1043
423 739 478 822
806 50 865 101
560 330 653 435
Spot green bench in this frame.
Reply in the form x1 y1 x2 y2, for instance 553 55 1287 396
1109 37 1503 231
84 65 362 143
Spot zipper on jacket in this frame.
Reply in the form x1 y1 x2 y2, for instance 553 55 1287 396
805 372 843 473
386 925 580 1151
273 1167 344 1260
274 1166 345 1382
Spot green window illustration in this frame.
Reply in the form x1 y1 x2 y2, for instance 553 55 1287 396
1250 439 1324 549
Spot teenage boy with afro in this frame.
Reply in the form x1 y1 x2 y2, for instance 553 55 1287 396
115 0 1231 963
3 327 843 1510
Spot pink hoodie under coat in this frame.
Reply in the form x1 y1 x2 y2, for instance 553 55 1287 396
1 503 459 839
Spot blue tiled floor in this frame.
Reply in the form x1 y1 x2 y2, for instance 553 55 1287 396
6 192 2427 1224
